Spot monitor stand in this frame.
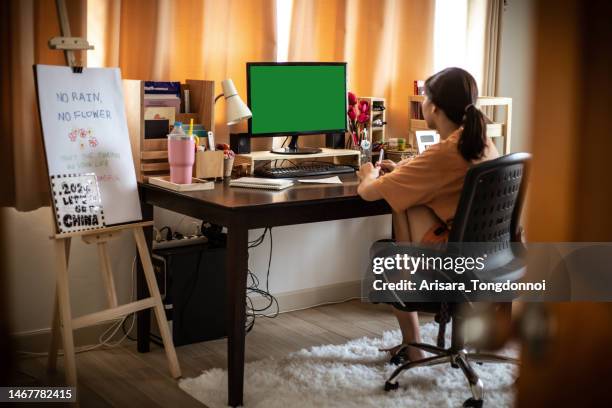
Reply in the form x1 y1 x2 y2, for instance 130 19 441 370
270 135 322 155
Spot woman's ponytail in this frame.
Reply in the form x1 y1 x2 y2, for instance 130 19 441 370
459 104 487 161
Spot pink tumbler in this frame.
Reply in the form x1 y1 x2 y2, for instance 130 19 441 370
168 135 195 184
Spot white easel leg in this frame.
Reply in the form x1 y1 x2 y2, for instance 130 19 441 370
54 238 77 386
48 237 71 372
132 227 181 378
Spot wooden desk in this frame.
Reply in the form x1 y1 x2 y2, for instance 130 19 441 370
136 173 391 407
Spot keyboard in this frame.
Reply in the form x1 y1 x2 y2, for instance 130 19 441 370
255 163 356 178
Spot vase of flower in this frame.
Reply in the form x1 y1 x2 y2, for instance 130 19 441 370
215 144 236 178
347 92 370 149
347 92 371 161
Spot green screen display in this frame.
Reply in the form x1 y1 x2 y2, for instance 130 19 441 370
248 64 347 135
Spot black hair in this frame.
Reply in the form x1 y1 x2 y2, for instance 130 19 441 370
424 67 487 161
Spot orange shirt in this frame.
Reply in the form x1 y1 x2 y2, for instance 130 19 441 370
371 129 499 225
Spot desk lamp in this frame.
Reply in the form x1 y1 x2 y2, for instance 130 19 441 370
215 79 252 125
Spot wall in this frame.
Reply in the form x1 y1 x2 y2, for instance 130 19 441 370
5 205 390 338
497 0 535 153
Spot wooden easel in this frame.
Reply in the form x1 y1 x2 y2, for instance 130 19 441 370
45 0 181 388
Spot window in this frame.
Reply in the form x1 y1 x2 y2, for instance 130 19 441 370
434 0 468 72
276 0 294 62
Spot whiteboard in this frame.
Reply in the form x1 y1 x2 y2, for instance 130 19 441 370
35 65 142 231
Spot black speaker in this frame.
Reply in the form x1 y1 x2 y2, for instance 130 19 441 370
230 132 251 154
325 132 345 149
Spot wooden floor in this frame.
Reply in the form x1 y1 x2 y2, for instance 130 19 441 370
16 300 431 408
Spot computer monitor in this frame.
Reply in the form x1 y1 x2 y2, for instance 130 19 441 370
247 62 347 154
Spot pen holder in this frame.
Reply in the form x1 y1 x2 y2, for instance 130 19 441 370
195 150 224 180
224 156 235 178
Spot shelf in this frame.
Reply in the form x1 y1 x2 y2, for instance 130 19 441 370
410 95 512 106
357 96 386 145
476 96 512 106
408 120 503 138
486 123 503 137
408 93 512 154
239 148 358 161
409 119 429 129
235 148 361 174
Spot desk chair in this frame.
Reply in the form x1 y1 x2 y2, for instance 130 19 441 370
383 152 531 408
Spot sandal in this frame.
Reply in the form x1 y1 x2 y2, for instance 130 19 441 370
379 344 411 365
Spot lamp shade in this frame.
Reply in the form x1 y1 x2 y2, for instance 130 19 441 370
221 79 252 126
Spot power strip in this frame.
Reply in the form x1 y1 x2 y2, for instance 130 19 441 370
153 236 208 250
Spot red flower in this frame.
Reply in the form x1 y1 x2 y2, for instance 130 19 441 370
357 113 369 123
358 100 370 113
348 108 357 121
348 92 357 106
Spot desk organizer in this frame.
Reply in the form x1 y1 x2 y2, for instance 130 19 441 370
195 150 224 179
123 79 215 182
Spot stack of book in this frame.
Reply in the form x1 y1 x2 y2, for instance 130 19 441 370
413 80 425 96
410 101 424 119
411 80 426 119
144 81 181 114
144 82 182 139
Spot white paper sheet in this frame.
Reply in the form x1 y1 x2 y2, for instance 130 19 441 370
35 65 142 227
297 176 343 184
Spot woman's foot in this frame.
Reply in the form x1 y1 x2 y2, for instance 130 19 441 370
380 344 426 365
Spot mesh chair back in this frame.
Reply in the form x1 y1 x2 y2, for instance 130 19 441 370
448 153 530 267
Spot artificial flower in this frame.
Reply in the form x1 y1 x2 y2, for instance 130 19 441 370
358 100 370 113
348 108 357 121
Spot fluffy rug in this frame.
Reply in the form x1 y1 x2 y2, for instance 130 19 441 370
179 322 518 407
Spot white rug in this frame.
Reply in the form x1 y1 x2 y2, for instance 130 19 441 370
180 322 518 408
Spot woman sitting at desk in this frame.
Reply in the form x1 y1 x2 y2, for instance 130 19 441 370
357 67 499 363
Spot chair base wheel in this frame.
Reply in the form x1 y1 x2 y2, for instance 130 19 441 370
384 381 399 392
389 354 402 365
463 397 483 408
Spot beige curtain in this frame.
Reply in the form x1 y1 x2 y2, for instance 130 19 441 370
481 0 503 96
88 0 277 149
0 0 275 212
466 0 503 96
288 0 435 143
0 0 87 210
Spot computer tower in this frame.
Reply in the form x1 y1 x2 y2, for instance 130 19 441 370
152 241 227 346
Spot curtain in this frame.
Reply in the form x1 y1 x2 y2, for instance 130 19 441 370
288 0 435 143
88 0 277 150
0 0 87 210
434 0 503 96
480 0 503 96
466 0 504 95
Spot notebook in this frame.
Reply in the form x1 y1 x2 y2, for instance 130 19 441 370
229 177 294 191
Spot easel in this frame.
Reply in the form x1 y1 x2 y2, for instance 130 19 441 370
46 0 181 389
